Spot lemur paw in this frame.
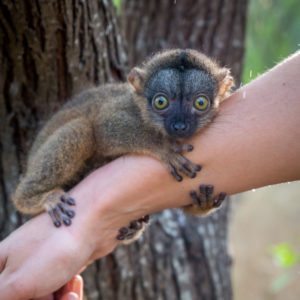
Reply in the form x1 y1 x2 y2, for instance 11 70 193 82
116 215 150 245
188 184 226 213
44 192 76 227
168 153 201 181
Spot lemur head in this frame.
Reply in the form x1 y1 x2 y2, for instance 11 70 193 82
128 49 234 139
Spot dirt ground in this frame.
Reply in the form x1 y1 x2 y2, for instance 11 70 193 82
229 181 300 300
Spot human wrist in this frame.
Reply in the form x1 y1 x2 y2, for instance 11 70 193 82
74 155 193 222
66 190 118 259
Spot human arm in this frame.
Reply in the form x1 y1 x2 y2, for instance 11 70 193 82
0 51 299 299
93 49 300 219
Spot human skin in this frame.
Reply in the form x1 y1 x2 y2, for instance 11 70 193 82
53 275 83 300
35 275 83 300
0 51 299 300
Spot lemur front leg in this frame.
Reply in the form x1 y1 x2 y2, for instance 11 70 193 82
170 142 227 215
13 118 94 227
165 141 202 181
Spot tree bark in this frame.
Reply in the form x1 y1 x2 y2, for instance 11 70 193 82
0 0 248 299
123 0 247 79
0 0 126 231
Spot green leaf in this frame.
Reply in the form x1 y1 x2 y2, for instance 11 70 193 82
113 0 122 14
271 243 298 268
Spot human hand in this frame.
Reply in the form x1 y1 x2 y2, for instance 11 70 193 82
0 155 179 300
33 275 84 300
53 275 84 300
0 214 89 300
0 153 189 299
0 164 123 299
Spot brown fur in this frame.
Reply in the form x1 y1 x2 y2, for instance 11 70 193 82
13 49 234 239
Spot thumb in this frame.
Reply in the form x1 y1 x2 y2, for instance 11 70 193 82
61 292 79 300
56 275 83 300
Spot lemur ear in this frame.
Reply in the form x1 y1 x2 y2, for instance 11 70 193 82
216 68 234 100
127 67 146 93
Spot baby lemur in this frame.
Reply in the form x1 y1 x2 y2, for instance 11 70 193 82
13 49 233 244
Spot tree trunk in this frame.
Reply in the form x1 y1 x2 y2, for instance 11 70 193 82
123 0 247 79
0 0 126 229
0 1 248 299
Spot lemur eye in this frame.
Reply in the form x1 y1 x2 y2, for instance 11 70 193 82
194 95 210 111
153 95 169 110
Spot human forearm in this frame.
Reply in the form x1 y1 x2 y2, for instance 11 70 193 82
188 50 300 195
90 50 300 223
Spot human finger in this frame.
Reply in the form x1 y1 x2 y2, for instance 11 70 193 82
60 292 79 300
55 275 83 300
63 275 83 298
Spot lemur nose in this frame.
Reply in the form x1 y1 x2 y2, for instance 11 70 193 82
173 121 187 131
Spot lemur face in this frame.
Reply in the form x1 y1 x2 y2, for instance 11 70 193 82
143 67 218 138
127 49 233 139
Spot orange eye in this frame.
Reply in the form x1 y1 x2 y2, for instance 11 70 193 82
194 95 209 111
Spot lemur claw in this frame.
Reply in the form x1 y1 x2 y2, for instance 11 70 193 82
169 153 201 181
116 215 150 242
61 195 76 206
172 143 194 153
47 194 76 227
190 184 227 210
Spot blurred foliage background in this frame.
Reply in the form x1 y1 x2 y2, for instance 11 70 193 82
243 0 300 83
237 2 300 299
